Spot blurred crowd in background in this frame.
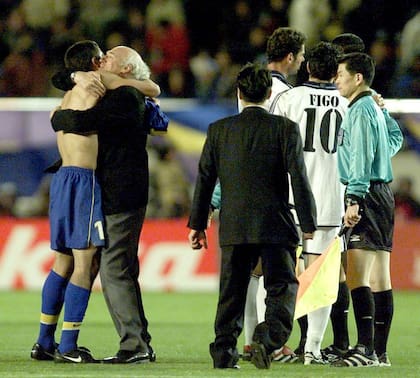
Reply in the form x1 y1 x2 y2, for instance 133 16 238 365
0 0 419 220
0 0 419 99
0 139 193 219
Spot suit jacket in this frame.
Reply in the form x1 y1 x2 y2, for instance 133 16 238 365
51 86 149 215
188 106 317 247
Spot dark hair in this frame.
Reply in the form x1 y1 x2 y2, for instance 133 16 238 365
64 40 102 71
307 42 340 80
237 63 272 103
332 33 365 54
338 52 375 86
266 27 306 63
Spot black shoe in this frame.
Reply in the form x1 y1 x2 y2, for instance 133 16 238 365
31 343 56 361
209 342 240 368
148 345 156 362
102 350 150 364
54 347 99 363
250 342 271 369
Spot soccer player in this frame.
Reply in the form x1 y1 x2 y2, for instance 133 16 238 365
31 41 108 364
276 41 348 365
333 52 403 367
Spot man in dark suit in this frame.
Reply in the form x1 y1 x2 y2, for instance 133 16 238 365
188 63 317 370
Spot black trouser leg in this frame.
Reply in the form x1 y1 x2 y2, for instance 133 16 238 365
211 244 257 368
254 244 298 353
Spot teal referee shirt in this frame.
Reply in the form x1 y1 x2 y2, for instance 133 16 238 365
337 92 403 199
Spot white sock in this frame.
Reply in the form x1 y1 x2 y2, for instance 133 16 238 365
256 276 267 322
244 275 260 345
305 305 332 356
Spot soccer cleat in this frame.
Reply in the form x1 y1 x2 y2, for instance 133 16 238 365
304 351 328 365
241 345 252 361
321 344 348 363
250 342 271 369
102 350 150 364
378 352 391 367
331 345 379 367
54 347 99 363
30 343 56 361
272 345 299 363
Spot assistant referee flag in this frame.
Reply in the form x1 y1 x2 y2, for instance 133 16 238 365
294 237 341 320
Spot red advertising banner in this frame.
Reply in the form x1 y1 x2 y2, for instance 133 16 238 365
0 218 419 290
391 220 420 289
0 217 220 291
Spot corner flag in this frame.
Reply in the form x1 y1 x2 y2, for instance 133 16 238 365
294 237 341 320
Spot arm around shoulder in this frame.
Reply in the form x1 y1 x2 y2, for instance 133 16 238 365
100 71 161 97
383 109 404 157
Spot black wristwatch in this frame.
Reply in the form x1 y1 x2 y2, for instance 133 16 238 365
345 194 362 207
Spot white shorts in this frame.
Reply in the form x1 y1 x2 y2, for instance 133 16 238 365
298 226 342 255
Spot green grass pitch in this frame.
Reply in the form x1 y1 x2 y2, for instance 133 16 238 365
0 290 418 377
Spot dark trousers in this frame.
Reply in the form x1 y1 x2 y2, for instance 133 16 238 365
210 243 298 367
100 208 151 353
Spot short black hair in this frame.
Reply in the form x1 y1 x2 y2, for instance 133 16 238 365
266 27 306 63
237 63 272 103
332 33 365 54
64 40 102 72
307 42 340 81
338 52 375 87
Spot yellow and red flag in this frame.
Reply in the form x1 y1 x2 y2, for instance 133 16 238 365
294 237 341 320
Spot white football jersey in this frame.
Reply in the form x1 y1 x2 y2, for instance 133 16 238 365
266 72 293 114
277 82 348 226
238 71 292 113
